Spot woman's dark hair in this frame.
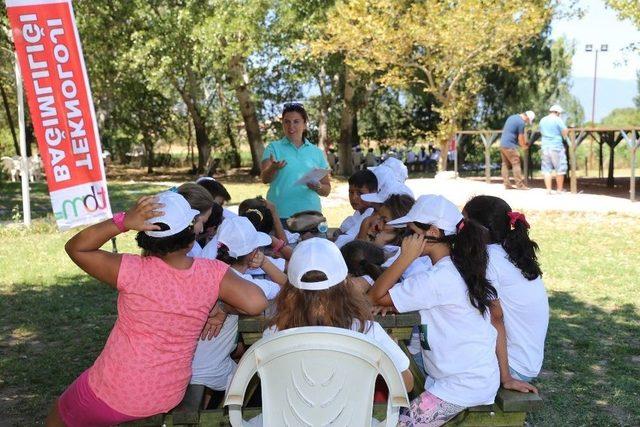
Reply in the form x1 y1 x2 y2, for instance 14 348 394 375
348 170 378 193
197 179 231 202
238 198 274 234
384 194 415 219
177 183 215 213
282 102 308 122
197 203 224 248
380 194 415 246
136 224 195 256
423 219 496 316
463 195 542 280
341 240 386 280
267 271 373 333
216 243 251 265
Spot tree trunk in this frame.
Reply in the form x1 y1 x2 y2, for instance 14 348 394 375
174 73 211 173
0 83 19 156
142 135 154 174
229 55 264 175
338 66 356 176
216 83 240 168
438 140 448 171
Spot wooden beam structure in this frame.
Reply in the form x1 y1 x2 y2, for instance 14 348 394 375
454 127 640 202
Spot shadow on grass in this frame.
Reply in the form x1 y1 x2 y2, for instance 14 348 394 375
532 291 640 426
0 275 117 425
1 277 639 426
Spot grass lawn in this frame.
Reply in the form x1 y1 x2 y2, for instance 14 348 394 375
0 181 639 425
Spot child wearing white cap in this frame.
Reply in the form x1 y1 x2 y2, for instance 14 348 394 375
333 170 378 248
264 238 414 394
368 195 501 426
48 192 269 426
191 216 287 404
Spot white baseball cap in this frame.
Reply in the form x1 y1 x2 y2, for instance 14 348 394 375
215 216 272 257
525 111 536 123
387 194 463 236
145 191 200 238
287 238 348 290
549 104 563 113
360 180 414 204
368 157 408 183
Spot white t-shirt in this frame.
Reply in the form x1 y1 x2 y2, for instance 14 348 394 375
389 256 499 407
382 247 432 279
486 244 549 377
263 320 409 374
334 208 374 248
191 264 281 390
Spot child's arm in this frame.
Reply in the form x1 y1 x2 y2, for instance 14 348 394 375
218 269 269 315
263 198 287 243
368 234 425 306
260 259 288 287
65 196 162 289
489 300 538 393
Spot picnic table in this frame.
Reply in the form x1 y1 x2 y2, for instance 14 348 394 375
122 312 543 427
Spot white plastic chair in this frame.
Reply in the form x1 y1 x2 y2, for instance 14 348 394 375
224 326 410 427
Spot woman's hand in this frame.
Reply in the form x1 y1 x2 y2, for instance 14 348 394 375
200 304 227 340
306 181 322 192
123 196 163 232
399 234 426 262
268 154 287 171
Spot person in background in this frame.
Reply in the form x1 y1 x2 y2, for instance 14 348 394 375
500 111 535 190
406 149 417 172
327 148 338 174
418 146 428 172
352 146 365 171
260 102 331 220
539 105 569 194
365 147 378 167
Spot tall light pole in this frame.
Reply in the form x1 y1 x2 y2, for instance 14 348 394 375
585 43 608 174
585 43 608 125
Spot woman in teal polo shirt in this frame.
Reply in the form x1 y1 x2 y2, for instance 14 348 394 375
260 103 331 219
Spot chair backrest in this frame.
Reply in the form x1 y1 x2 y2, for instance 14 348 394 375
224 326 409 427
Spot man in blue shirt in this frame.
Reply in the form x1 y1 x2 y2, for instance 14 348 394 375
539 104 569 194
500 111 535 189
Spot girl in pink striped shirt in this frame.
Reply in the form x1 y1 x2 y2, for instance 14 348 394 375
46 191 268 427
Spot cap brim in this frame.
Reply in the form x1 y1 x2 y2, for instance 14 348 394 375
386 215 412 228
145 208 199 237
256 232 272 248
360 192 385 203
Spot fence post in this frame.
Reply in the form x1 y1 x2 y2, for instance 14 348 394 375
569 130 578 194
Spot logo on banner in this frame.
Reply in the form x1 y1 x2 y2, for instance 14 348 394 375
6 0 112 230
54 184 109 221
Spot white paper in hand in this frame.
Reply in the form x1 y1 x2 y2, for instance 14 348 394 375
294 168 330 186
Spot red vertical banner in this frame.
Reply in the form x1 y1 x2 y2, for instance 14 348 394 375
6 0 112 229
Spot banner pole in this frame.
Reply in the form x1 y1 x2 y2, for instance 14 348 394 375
14 50 31 227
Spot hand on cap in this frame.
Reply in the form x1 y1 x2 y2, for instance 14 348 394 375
124 196 163 232
400 233 426 261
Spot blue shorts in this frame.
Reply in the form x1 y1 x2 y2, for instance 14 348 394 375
509 366 535 382
541 149 567 175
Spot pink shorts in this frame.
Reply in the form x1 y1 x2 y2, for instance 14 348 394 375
58 369 140 427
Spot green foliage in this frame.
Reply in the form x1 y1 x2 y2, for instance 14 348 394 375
601 107 640 127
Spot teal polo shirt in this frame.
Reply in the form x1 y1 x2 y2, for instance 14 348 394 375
262 137 329 218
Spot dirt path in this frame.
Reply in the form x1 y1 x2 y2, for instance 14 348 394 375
324 176 640 216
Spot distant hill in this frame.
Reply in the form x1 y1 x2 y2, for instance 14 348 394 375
571 77 637 123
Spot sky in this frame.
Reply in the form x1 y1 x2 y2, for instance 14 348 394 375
551 0 640 80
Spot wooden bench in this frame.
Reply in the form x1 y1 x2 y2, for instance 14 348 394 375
122 312 543 426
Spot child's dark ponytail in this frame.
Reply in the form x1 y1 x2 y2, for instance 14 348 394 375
216 243 242 265
446 219 497 316
463 195 542 280
340 240 386 280
503 213 542 280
